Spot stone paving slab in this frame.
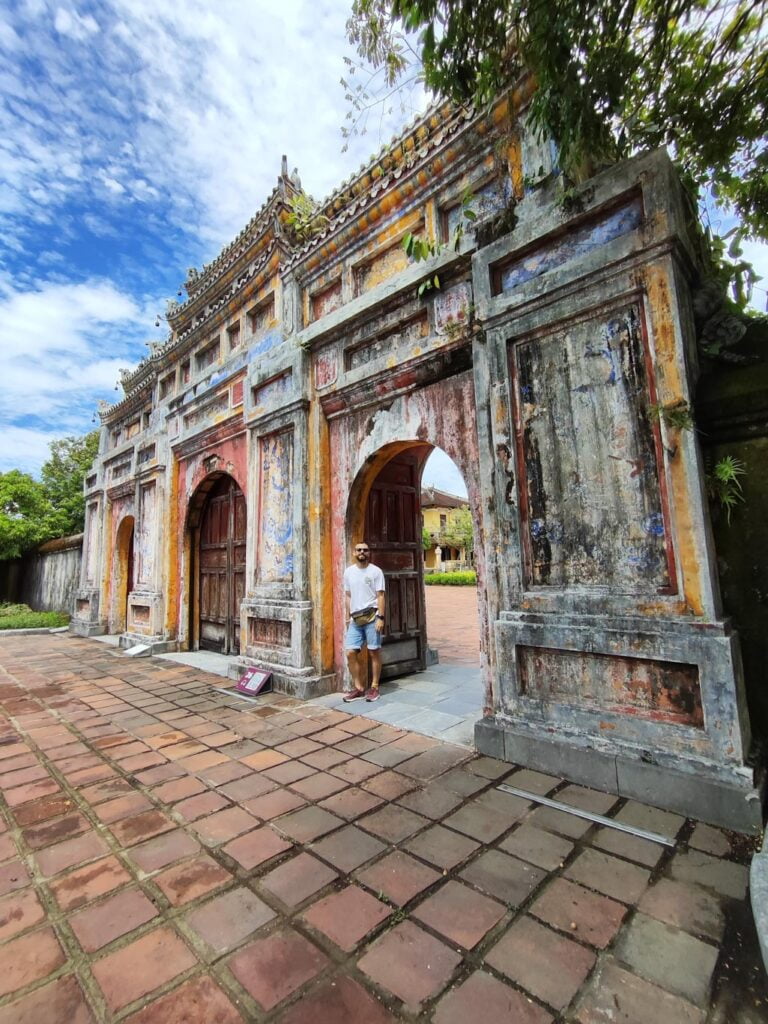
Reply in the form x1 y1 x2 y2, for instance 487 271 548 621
0 633 764 1023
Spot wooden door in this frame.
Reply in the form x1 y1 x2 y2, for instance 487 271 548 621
199 476 246 654
365 448 429 678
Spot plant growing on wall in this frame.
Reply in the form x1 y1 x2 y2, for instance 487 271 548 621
403 189 477 295
707 454 746 524
285 193 330 245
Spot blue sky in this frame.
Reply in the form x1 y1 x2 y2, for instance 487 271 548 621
0 1 763 498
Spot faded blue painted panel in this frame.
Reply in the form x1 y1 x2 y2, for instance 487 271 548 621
257 430 294 583
249 329 283 360
513 303 669 591
499 197 643 293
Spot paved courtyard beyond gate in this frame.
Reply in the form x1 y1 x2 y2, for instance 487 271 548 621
0 634 763 1023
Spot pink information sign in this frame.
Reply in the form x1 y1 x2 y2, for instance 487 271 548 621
236 667 273 696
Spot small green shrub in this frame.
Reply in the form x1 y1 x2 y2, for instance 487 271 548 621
0 603 69 630
424 571 477 586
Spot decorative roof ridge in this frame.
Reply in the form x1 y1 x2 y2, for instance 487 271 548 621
177 159 300 311
98 377 154 423
284 100 475 269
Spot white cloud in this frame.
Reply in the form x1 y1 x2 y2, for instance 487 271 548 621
53 6 99 41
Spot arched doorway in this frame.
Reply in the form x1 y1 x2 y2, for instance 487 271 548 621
191 474 246 654
113 515 134 633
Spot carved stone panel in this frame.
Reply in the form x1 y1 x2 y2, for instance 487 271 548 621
511 302 671 591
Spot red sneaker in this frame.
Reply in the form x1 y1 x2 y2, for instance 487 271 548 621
342 688 366 703
365 687 380 702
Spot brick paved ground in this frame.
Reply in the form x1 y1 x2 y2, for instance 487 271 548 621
0 633 764 1023
424 586 479 665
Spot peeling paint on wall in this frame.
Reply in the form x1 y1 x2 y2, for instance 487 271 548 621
257 430 294 583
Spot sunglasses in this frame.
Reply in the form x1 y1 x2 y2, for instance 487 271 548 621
355 547 370 552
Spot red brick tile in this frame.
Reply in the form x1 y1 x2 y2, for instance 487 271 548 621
362 771 417 800
0 833 17 863
240 749 289 771
302 884 391 951
14 793 76 826
175 791 231 822
198 760 251 785
276 737 323 757
23 812 89 850
146 731 189 749
637 878 725 942
263 760 316 785
259 852 338 908
227 928 328 1011
396 783 464 820
68 764 118 786
36 832 110 878
0 926 66 998
135 763 186 786
499 823 574 871
300 748 350 770
243 788 306 821
275 975 397 1024
49 856 132 912
70 887 158 951
92 927 197 1012
5 777 60 806
0 974 95 1024
152 776 207 803
110 741 152 760
485 916 596 1011
93 792 154 824
311 824 386 874
79 777 135 805
0 886 45 941
193 806 259 846
0 860 32 895
119 752 168 772
433 970 553 1024
179 750 230 772
358 921 461 1009
123 975 242 1024
359 804 428 844
460 850 547 907
222 826 292 870
414 880 506 949
356 850 441 906
220 774 277 802
329 757 382 784
530 878 627 948
405 824 480 871
111 810 176 847
185 887 275 954
154 855 232 906
130 829 201 873
565 849 650 904
273 806 344 843
288 772 347 801
0 764 49 789
318 786 384 821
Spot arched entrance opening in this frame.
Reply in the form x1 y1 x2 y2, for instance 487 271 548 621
346 441 481 687
187 473 246 655
113 515 135 633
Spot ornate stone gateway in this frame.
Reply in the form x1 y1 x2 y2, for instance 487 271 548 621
72 94 762 830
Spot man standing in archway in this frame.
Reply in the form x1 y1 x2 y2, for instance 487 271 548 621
342 541 386 702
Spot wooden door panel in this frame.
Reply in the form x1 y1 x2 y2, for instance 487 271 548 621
364 448 429 679
199 476 246 655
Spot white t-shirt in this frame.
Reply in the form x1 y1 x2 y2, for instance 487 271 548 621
344 563 386 614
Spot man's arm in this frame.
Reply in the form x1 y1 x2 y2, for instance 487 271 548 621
375 588 386 632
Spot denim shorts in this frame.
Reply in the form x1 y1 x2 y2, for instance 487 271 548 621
345 619 382 651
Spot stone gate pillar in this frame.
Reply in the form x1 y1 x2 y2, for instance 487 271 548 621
472 150 760 831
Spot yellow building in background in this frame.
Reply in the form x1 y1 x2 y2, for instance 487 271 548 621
421 486 471 571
